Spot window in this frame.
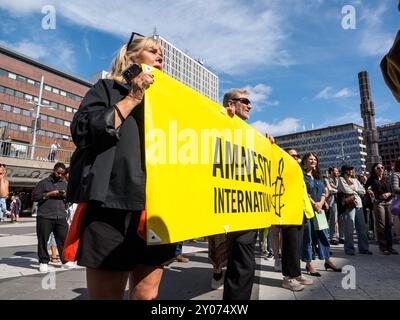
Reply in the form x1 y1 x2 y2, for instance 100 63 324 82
5 88 14 96
19 125 28 132
15 91 24 98
55 133 62 139
2 104 11 112
17 75 26 82
62 135 69 140
64 121 71 127
48 116 55 123
52 88 59 94
66 107 72 113
22 110 31 117
8 72 17 80
10 123 18 130
60 91 67 97
38 130 45 136
44 85 52 91
46 131 54 137
0 85 4 93
51 101 57 108
27 79 35 85
13 107 21 114
56 119 63 125
24 94 33 101
58 104 65 111
0 69 7 76
40 114 48 121
42 99 50 105
34 97 39 103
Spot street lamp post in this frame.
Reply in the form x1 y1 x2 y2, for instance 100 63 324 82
336 142 351 165
30 75 44 160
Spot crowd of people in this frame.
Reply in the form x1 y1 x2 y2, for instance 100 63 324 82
0 33 399 300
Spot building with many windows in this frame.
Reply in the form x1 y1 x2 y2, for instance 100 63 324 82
377 122 400 170
275 123 368 174
0 44 91 160
155 35 219 103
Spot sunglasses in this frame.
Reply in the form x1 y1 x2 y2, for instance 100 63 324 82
232 98 251 105
0 164 6 168
376 166 384 170
291 154 300 159
127 32 145 49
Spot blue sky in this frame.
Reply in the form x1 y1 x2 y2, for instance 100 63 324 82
0 0 399 136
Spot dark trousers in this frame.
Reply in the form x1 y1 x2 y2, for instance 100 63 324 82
223 229 257 300
282 225 304 278
37 216 68 264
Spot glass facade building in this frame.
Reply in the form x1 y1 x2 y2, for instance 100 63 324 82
378 122 400 170
155 35 219 103
275 123 367 174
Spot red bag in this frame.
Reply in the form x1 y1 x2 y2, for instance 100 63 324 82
137 209 147 241
62 203 88 262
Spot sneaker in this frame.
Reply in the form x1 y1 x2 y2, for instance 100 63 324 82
39 263 48 273
175 255 189 263
388 248 399 255
282 277 304 292
295 275 314 285
211 271 224 290
274 258 282 272
62 261 76 269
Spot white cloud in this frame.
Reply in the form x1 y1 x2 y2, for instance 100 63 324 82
358 2 394 57
314 87 357 100
243 83 279 112
250 118 301 136
0 39 77 72
0 0 293 75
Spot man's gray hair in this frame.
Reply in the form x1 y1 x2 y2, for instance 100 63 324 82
222 89 249 107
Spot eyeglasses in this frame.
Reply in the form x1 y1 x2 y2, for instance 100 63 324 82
232 98 251 105
376 166 384 170
0 164 6 168
127 32 145 49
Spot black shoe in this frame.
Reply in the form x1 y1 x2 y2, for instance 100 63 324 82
330 240 339 245
339 239 345 244
324 262 342 272
388 248 399 255
345 252 355 256
306 265 321 277
359 251 373 255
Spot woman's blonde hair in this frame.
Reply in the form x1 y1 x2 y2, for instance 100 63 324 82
109 36 163 84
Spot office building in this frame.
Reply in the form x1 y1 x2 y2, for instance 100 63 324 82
275 123 367 174
377 122 400 169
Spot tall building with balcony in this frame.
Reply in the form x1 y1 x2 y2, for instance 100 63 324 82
275 123 367 174
155 35 219 103
377 122 400 170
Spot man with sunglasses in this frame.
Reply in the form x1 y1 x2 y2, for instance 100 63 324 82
222 89 277 299
0 163 9 222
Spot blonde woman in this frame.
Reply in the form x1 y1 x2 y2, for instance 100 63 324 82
67 33 176 300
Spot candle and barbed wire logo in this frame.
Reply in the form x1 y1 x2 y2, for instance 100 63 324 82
271 158 285 218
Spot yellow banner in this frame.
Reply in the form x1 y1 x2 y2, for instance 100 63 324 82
143 65 307 244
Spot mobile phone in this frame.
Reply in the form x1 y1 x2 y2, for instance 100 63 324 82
122 63 142 84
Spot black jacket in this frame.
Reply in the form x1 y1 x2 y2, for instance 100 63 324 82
67 79 146 211
33 175 68 219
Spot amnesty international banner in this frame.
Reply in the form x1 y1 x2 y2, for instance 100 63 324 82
143 65 307 244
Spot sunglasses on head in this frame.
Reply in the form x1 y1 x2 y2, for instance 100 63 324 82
232 98 251 105
127 32 145 49
0 164 6 168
